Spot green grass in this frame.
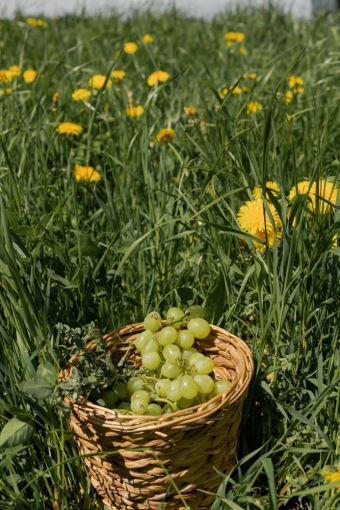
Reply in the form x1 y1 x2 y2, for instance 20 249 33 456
1 5 340 509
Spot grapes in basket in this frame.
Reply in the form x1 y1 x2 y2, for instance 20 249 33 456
100 305 232 416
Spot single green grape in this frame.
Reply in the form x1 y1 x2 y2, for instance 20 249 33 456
163 344 182 363
112 382 128 400
181 347 198 366
127 377 144 394
146 403 162 416
131 390 150 402
195 356 215 375
166 307 185 329
176 329 195 349
187 318 211 339
194 375 215 394
141 338 159 354
117 402 131 411
163 404 174 414
177 396 195 409
131 397 148 415
161 362 182 379
179 375 198 399
155 379 171 398
157 326 178 346
135 330 154 352
143 311 162 332
166 380 182 401
101 390 118 407
188 352 204 369
185 305 205 320
142 351 161 370
214 380 232 395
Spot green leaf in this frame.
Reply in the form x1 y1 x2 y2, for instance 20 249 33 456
262 458 278 510
0 417 34 448
36 362 57 386
205 270 225 325
176 287 194 305
21 376 53 399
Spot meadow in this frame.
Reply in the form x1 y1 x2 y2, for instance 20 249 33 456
0 5 340 509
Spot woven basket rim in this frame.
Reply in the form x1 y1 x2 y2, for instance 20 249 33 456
62 323 254 432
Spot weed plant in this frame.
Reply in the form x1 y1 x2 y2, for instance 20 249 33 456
0 5 340 509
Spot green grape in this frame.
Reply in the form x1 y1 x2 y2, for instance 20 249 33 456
161 362 182 379
143 311 162 332
194 375 215 394
141 338 159 354
131 390 150 402
166 307 185 329
188 352 204 369
117 402 131 411
142 351 161 370
127 377 144 394
163 344 182 363
146 403 162 416
214 380 232 395
187 318 211 339
166 380 182 401
185 305 205 320
196 356 215 375
181 347 198 366
131 397 148 415
101 390 118 407
157 326 178 346
176 329 195 349
135 330 154 352
179 375 198 399
155 379 171 398
177 396 195 409
112 382 128 400
163 404 173 414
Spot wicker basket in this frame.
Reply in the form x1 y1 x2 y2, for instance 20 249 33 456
63 323 254 510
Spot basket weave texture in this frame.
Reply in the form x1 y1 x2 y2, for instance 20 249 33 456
64 323 254 510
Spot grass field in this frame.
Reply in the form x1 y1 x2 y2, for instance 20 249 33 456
1 5 340 509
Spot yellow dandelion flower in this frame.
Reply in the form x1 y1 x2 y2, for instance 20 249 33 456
310 180 339 214
147 70 170 87
242 86 248 93
27 17 48 27
23 70 37 83
0 70 13 83
283 90 293 105
237 198 282 251
74 164 101 182
72 88 91 101
156 128 175 145
56 122 83 136
252 181 280 200
5 88 12 94
143 34 154 43
126 105 144 117
247 101 262 114
9 65 20 76
248 73 257 79
239 46 246 54
124 42 138 54
225 31 245 45
288 76 304 88
52 92 59 102
293 86 304 95
88 74 112 89
223 85 243 96
288 181 311 201
322 468 340 489
183 106 197 116
111 70 126 83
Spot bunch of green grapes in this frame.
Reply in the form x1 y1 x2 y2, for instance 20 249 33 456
100 305 231 416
